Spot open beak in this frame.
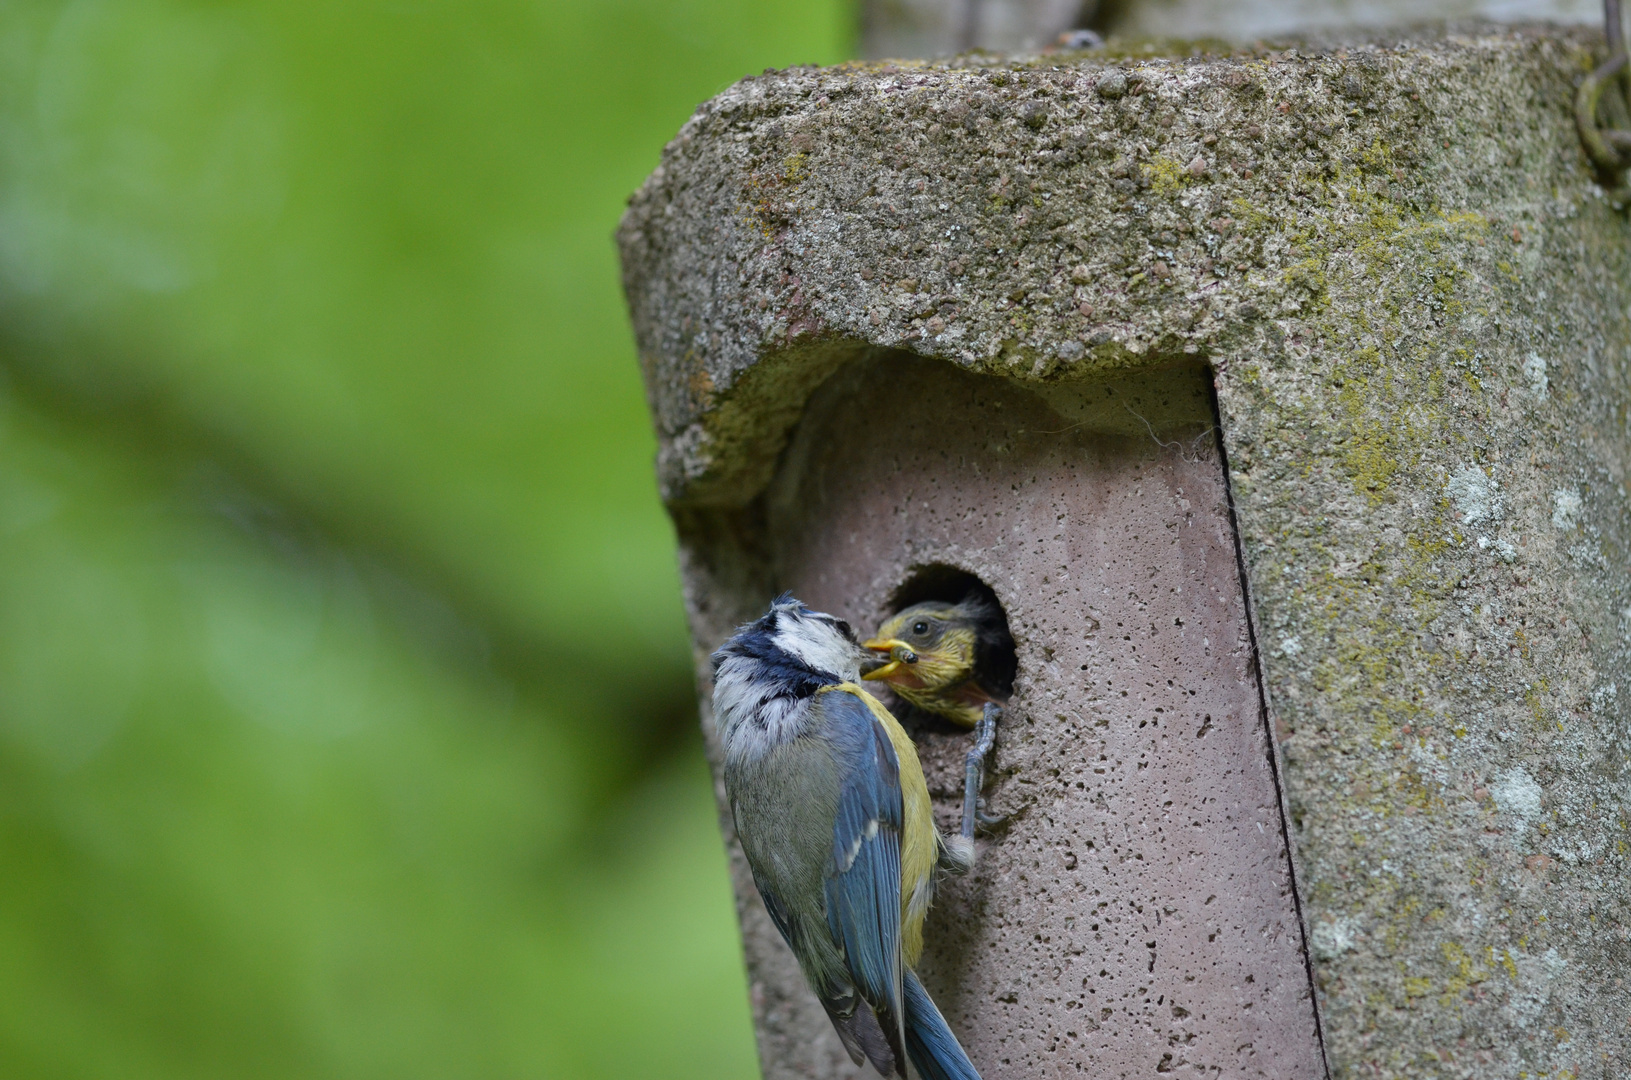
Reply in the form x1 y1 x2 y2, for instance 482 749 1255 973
861 638 917 681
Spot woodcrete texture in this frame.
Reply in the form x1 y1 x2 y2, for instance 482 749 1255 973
767 353 1323 1078
619 27 1631 1079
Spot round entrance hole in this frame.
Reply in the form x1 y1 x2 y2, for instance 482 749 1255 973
877 565 1018 725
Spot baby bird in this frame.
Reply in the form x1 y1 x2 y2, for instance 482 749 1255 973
860 592 1015 729
862 591 1015 842
713 596 981 1080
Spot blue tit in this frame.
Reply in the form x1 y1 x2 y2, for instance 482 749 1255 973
712 595 981 1080
861 592 1015 842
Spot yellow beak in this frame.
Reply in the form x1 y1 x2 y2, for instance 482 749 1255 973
860 638 916 681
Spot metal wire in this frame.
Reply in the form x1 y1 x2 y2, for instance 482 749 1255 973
1578 0 1631 207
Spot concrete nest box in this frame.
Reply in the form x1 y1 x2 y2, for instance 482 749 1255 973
619 27 1631 1080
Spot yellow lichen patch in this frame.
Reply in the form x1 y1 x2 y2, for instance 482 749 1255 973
1334 338 1455 510
740 151 813 239
741 173 785 239
1140 155 1190 196
1523 680 1551 728
1439 940 1488 1005
782 151 809 184
1359 137 1396 174
1283 257 1327 303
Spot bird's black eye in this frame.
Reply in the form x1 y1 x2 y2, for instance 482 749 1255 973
912 621 929 636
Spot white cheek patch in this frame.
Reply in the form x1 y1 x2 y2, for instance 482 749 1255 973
774 617 860 682
712 657 758 736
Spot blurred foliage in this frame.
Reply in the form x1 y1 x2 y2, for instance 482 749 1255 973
0 1 847 1077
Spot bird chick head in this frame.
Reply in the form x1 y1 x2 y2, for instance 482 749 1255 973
861 592 1013 727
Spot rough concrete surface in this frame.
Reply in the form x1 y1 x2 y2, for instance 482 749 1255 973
769 353 1323 1078
619 26 1631 1079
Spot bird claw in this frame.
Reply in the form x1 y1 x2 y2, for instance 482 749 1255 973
960 704 1002 841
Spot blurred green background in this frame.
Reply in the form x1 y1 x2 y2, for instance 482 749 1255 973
0 2 847 1076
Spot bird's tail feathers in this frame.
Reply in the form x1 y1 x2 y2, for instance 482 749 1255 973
821 993 901 1078
903 970 981 1080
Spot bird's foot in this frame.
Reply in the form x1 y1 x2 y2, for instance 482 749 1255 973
975 797 1011 829
960 704 1001 841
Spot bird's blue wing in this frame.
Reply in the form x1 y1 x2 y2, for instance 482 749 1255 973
816 689 905 1032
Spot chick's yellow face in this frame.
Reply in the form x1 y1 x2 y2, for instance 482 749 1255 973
862 603 985 726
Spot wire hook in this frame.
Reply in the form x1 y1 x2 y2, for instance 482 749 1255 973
1578 0 1631 207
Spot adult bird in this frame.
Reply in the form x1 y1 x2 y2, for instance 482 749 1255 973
712 596 981 1080
861 591 1015 843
